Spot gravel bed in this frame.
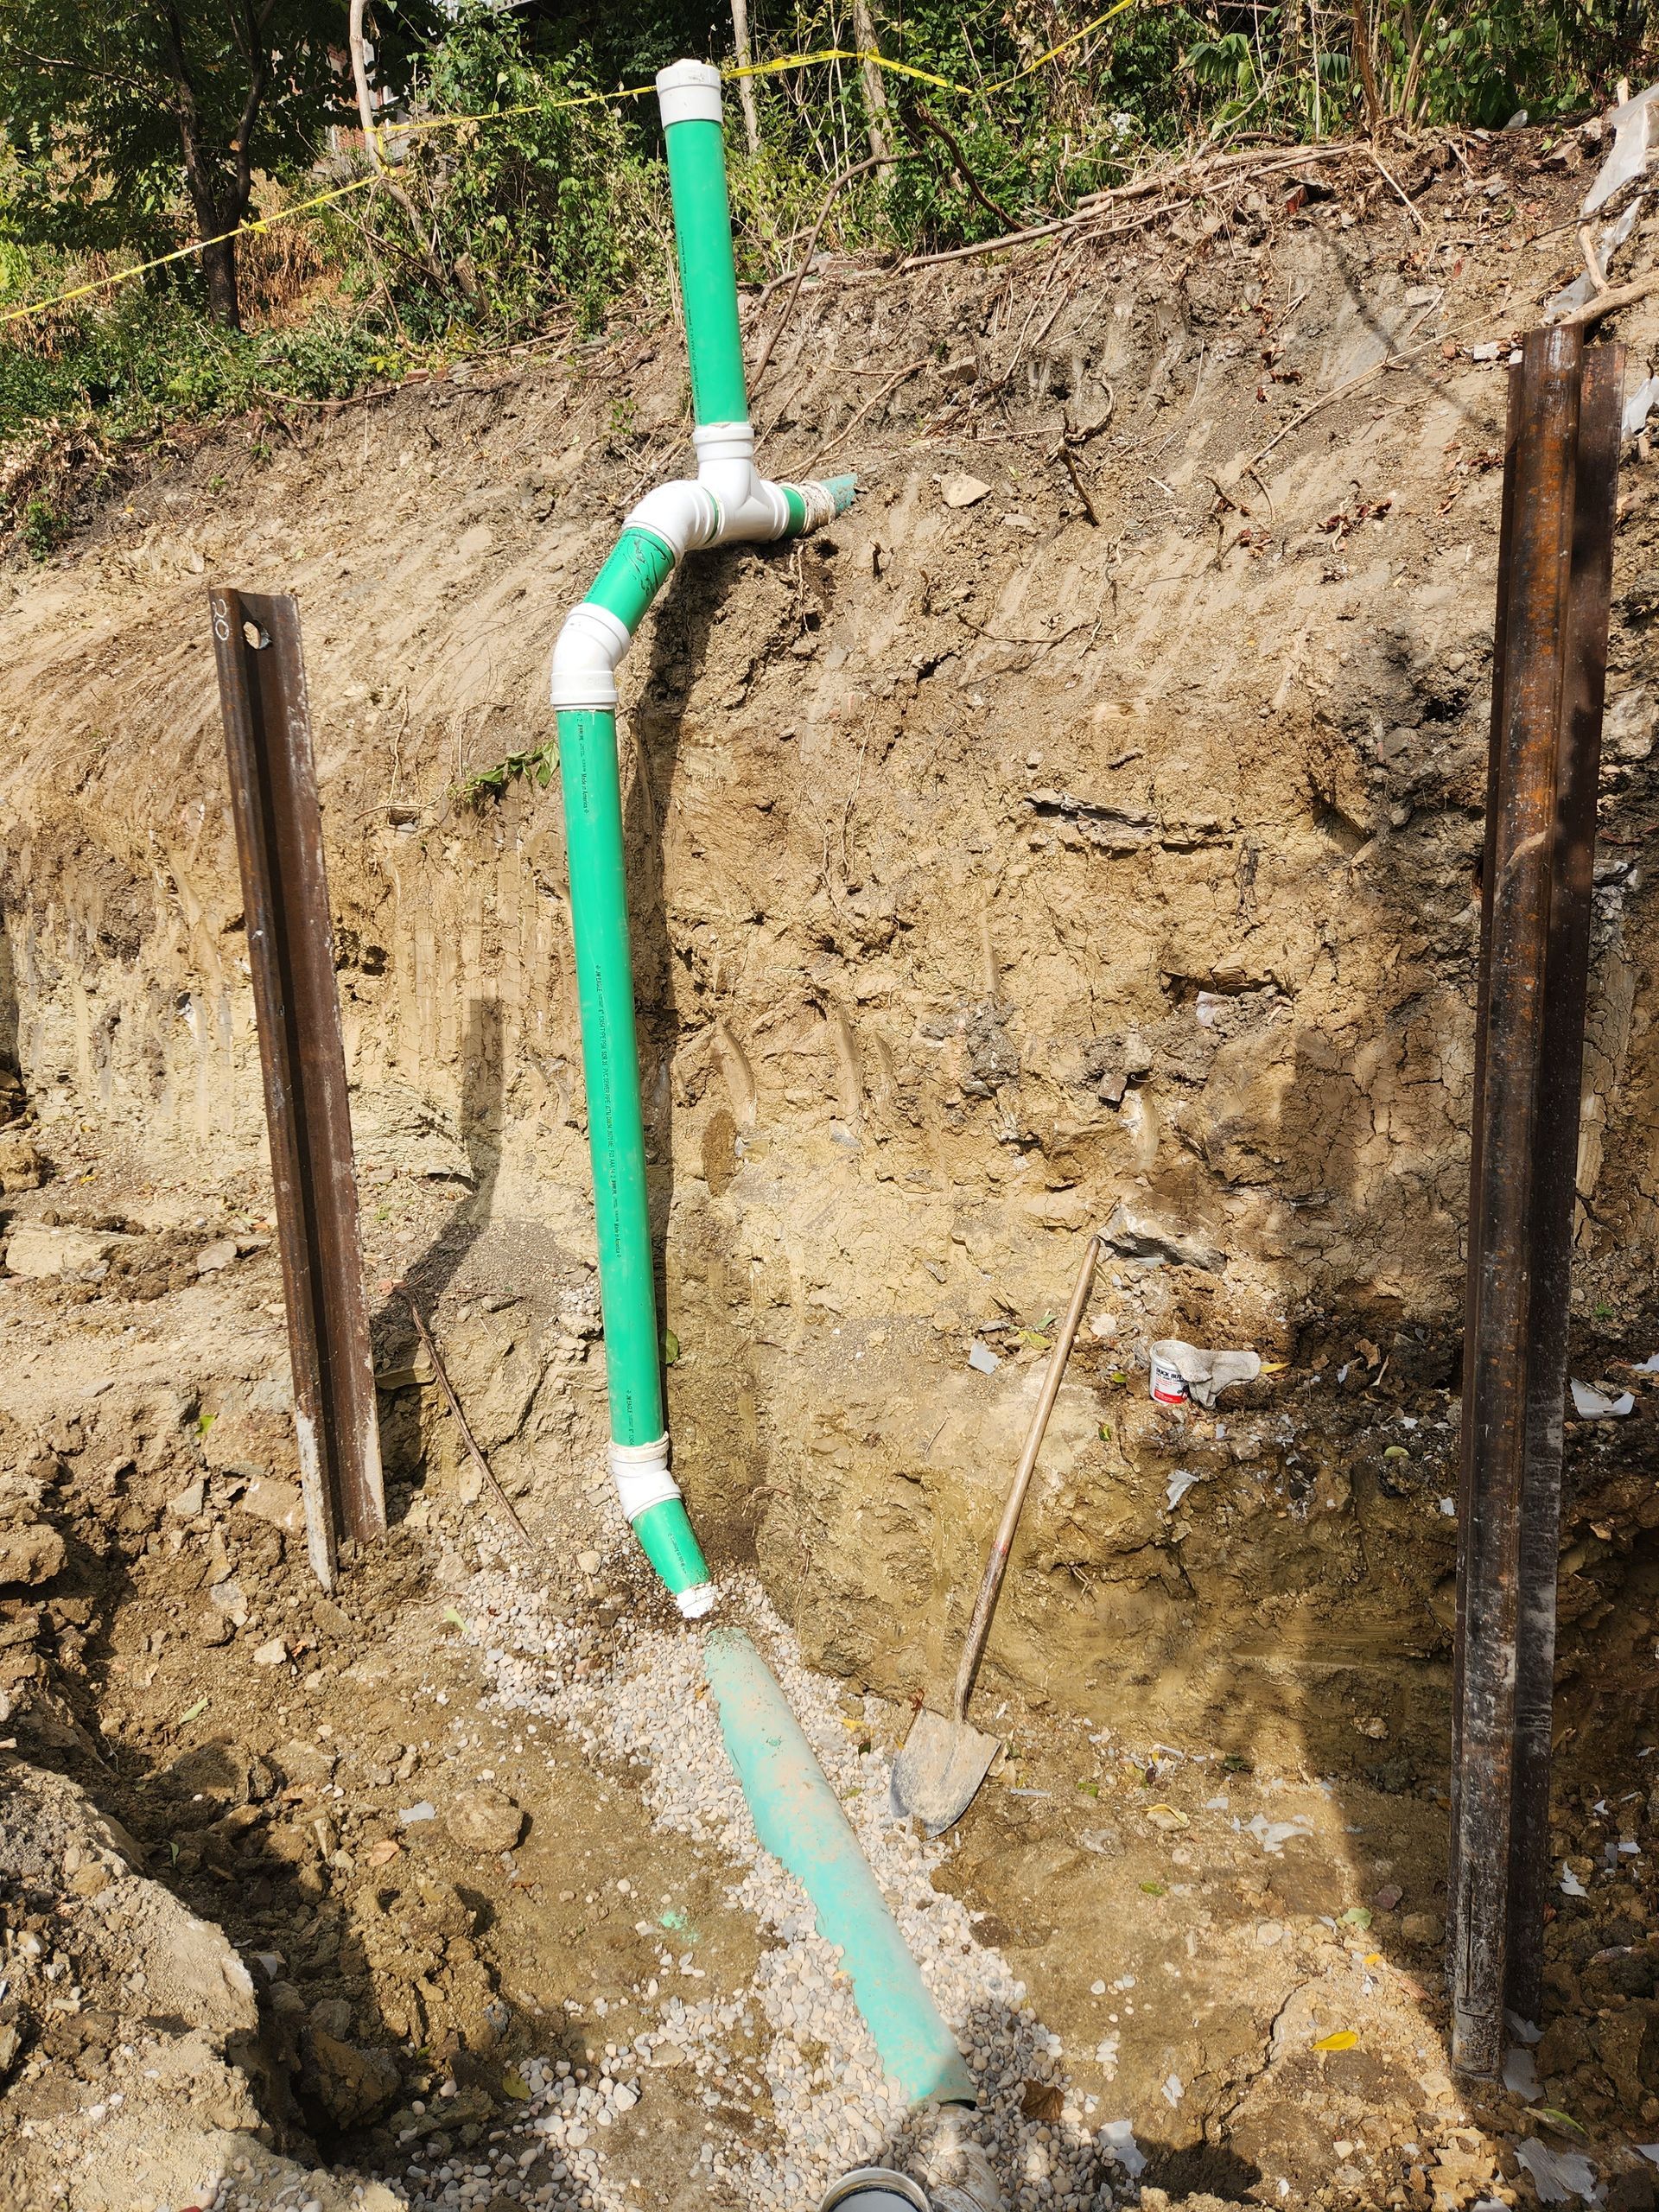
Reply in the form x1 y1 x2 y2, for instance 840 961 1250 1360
352 1541 1136 2212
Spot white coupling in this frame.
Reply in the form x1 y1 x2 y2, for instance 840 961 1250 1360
609 1433 681 1522
657 60 722 128
626 477 721 561
550 601 632 711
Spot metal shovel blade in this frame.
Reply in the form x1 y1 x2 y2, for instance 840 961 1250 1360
887 1707 1001 1835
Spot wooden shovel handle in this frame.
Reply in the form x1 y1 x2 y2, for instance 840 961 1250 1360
951 1231 1104 1724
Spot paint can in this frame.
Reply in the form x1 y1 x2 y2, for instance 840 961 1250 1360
1148 1345 1189 1405
817 2171 931 2212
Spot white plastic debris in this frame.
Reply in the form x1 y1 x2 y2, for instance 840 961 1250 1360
1638 2145 1659 2166
1439 1497 1457 1516
1248 1813 1313 1855
1506 2010 1544 2044
1584 83 1659 215
1514 2139 1598 2204
1096 2121 1145 2177
398 1801 438 1825
1166 1469 1203 1511
968 1340 1000 1376
1571 1379 1634 1418
1503 2045 1541 2101
1560 1863 1589 1898
1548 193 1647 318
1624 377 1659 443
1147 1338 1262 1410
1160 2074 1184 2107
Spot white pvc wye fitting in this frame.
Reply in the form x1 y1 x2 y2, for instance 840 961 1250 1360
657 60 722 126
625 480 720 561
610 1433 681 1521
695 422 793 544
550 601 631 711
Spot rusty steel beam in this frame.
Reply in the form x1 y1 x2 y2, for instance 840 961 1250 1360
1506 340 1624 2024
1450 329 1623 2076
209 588 385 1590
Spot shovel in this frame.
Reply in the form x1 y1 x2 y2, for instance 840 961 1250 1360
890 1231 1105 1834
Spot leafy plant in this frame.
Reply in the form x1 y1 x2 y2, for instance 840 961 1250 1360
20 494 59 560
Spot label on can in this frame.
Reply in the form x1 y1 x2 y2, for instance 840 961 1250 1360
1149 1351 1189 1405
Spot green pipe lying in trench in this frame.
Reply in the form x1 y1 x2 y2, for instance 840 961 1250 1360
705 1629 976 2106
549 60 971 2108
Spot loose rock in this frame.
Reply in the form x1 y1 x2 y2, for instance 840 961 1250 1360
446 1785 526 1854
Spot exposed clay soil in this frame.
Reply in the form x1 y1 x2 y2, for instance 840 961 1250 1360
3 120 1659 2212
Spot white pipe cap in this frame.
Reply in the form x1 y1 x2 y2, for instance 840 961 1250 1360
657 59 723 128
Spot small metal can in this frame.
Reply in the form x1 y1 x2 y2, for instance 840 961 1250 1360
1149 1346 1189 1405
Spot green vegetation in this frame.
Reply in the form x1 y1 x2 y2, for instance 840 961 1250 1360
1 2 1655 502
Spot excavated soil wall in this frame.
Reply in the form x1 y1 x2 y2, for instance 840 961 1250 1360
6 129 1659 1783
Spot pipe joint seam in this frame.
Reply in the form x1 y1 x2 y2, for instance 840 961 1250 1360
550 602 631 710
625 481 720 560
782 480 842 534
610 1433 680 1521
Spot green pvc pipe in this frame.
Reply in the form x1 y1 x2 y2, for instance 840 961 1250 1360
554 72 861 1618
704 1627 976 2107
555 702 710 1603
662 111 750 427
588 528 677 631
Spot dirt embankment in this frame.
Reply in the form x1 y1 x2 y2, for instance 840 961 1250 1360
4 125 1659 1786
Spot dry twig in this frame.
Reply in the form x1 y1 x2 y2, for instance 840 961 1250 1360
1553 268 1659 328
392 1283 534 1545
751 155 884 390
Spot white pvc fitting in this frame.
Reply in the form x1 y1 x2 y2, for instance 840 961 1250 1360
694 422 793 544
657 60 722 127
609 1433 680 1521
550 601 631 710
676 1583 718 1620
626 480 720 561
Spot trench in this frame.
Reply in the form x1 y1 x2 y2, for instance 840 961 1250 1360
4 118 1659 2212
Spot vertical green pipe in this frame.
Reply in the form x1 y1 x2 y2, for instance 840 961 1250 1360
661 99 750 426
555 704 710 1600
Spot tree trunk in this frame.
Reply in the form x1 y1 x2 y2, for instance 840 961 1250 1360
1351 0 1382 137
200 232 242 327
731 0 761 156
851 0 894 177
350 0 446 284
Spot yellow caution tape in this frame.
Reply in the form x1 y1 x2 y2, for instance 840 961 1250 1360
0 8 1151 332
0 170 384 327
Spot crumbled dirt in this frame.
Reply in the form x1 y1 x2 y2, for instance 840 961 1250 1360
2 120 1659 2209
